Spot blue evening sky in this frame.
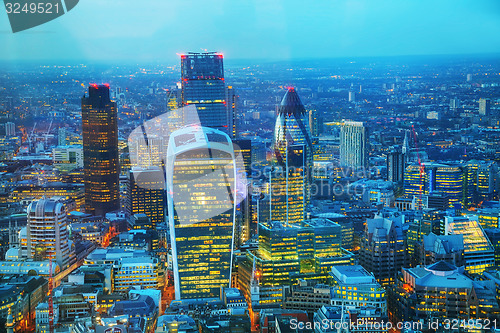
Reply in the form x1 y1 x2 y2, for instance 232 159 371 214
1 0 500 63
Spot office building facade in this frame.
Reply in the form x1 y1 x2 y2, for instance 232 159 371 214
82 84 120 216
404 163 465 207
340 121 368 170
391 261 500 324
128 167 166 229
359 213 406 286
26 198 72 269
181 52 229 134
386 147 405 183
167 126 236 299
445 215 495 274
238 219 354 306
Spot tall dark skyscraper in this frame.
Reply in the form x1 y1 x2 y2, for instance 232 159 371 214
181 52 229 134
387 147 405 183
82 84 120 216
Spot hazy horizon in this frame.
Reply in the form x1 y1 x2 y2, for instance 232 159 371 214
1 0 500 63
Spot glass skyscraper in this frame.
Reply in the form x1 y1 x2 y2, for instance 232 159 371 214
167 126 236 299
404 163 465 207
271 88 312 225
81 84 120 216
181 52 229 134
129 166 166 229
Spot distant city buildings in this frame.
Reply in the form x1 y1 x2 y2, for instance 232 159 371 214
5 122 15 137
2 53 500 333
479 98 491 116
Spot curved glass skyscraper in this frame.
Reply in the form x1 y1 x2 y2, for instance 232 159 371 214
167 126 236 299
270 88 312 225
273 87 313 161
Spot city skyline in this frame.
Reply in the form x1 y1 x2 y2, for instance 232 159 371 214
2 28 500 331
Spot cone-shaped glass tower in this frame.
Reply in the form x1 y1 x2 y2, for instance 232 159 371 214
274 87 313 162
270 88 312 225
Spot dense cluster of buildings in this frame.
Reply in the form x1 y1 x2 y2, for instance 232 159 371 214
0 52 500 333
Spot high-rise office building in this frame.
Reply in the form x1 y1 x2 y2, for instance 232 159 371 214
391 262 500 324
479 98 491 116
5 122 15 137
181 52 229 134
270 146 307 225
445 215 495 274
464 160 498 205
26 198 72 269
128 167 166 229
348 91 356 103
167 126 236 299
386 147 405 183
271 88 313 225
308 108 322 137
407 210 446 266
128 135 165 169
449 98 460 110
404 163 464 207
82 84 120 216
359 213 406 286
340 121 368 170
274 88 313 161
226 85 238 139
238 219 354 306
233 139 253 248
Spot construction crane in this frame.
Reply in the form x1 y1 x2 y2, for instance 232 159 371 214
48 257 54 333
411 125 425 210
27 122 37 152
44 119 53 149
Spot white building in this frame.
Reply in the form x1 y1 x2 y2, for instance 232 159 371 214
52 145 83 171
5 122 15 137
27 198 72 269
340 121 368 170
